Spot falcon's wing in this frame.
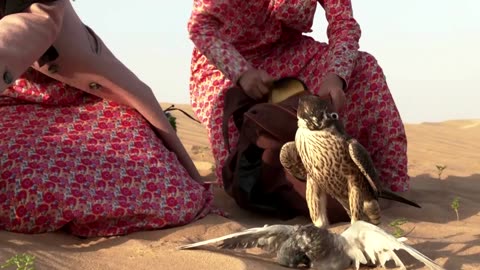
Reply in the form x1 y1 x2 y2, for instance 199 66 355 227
347 139 380 193
280 141 307 181
340 221 445 270
348 139 421 208
177 224 297 254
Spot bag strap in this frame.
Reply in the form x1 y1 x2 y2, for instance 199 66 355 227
163 104 201 124
243 101 297 145
222 77 308 151
222 86 265 152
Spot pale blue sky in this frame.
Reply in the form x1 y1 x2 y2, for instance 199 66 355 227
72 1 479 123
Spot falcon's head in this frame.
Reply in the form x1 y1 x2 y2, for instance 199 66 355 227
297 94 339 131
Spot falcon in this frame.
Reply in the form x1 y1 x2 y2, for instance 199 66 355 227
280 94 420 228
177 220 445 270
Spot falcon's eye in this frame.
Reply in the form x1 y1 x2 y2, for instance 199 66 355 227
330 112 339 120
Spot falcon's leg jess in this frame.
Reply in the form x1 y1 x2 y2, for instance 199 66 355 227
306 178 329 228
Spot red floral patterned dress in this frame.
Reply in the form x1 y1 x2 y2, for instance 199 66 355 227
0 70 215 238
188 0 410 192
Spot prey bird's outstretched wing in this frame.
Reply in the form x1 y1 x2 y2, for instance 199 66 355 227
340 221 445 270
280 141 307 181
177 224 298 254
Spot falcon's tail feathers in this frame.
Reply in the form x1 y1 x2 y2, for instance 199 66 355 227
379 190 421 208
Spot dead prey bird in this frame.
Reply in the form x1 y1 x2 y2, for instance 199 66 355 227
178 221 445 270
280 95 420 228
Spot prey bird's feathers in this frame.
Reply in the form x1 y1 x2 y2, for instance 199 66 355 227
178 224 297 254
178 221 445 270
342 221 445 270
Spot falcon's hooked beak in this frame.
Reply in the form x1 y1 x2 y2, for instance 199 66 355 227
297 95 338 131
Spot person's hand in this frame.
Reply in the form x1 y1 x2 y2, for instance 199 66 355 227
317 73 346 111
238 68 274 100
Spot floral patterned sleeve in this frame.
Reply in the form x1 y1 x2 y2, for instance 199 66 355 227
187 0 252 84
320 0 361 88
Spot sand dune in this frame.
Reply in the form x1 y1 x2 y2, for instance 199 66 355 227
1 105 479 270
406 119 480 178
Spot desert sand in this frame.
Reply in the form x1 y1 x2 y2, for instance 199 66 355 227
1 104 479 270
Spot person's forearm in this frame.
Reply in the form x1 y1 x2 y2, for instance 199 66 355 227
188 3 252 84
321 0 361 88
